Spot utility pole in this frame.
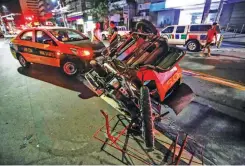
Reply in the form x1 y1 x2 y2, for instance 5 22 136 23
215 0 224 23
58 0 68 27
201 0 212 23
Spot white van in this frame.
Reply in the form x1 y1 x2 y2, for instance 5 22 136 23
101 26 130 40
160 24 221 52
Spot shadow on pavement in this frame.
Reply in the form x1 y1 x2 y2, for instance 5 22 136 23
96 114 190 165
17 64 97 99
164 100 245 165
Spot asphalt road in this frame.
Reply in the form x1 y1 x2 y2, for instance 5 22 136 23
0 39 245 164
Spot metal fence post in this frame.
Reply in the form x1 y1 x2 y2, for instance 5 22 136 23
240 24 244 34
225 23 229 32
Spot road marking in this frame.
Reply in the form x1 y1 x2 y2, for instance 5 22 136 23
183 69 245 91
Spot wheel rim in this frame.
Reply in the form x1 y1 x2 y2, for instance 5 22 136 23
19 56 26 67
63 62 77 75
188 43 196 51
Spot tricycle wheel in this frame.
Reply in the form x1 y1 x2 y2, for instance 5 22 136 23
140 86 154 150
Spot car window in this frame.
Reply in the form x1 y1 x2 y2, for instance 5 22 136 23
176 26 186 33
36 30 54 44
49 29 89 42
20 31 33 41
162 26 174 33
190 25 212 32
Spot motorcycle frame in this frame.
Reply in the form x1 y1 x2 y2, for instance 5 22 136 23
103 33 183 102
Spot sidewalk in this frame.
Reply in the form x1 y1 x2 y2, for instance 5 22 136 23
222 32 245 45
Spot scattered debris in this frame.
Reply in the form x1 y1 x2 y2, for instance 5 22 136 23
19 134 33 150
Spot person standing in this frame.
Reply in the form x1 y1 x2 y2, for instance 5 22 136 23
202 22 218 57
92 22 102 42
109 21 118 45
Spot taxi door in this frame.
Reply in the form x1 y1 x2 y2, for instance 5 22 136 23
33 30 60 67
13 30 40 63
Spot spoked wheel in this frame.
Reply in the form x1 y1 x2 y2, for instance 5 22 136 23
140 86 154 150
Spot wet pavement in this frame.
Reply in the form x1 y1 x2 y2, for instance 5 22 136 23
0 39 245 164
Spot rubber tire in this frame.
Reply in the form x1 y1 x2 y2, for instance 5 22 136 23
140 86 154 149
186 40 200 52
18 55 30 68
60 59 79 77
102 34 106 40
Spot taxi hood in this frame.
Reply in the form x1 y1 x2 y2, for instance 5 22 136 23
66 40 105 52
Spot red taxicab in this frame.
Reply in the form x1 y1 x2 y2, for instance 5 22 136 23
9 26 105 76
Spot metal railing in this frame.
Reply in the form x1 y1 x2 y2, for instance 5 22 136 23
223 23 245 33
221 23 245 38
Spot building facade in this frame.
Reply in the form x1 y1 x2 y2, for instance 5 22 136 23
19 0 56 24
134 0 223 28
219 0 245 32
63 0 94 32
19 0 40 16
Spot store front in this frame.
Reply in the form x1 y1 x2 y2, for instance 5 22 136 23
165 0 221 25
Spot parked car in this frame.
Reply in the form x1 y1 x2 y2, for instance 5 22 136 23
160 24 221 52
9 26 105 76
117 26 130 38
101 26 130 40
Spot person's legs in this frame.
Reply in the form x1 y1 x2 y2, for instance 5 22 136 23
207 45 211 56
201 44 207 56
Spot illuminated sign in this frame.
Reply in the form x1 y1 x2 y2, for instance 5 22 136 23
138 3 151 10
165 0 220 8
150 2 165 11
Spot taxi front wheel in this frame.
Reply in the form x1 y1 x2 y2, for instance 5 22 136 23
18 55 30 68
61 60 78 76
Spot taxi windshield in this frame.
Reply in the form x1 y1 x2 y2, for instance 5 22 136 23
49 29 89 42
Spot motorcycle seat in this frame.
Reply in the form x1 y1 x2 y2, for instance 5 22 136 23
154 47 185 70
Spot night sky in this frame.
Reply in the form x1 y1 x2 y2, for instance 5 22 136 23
0 0 22 14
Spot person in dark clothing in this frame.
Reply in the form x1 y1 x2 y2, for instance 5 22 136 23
109 21 118 44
